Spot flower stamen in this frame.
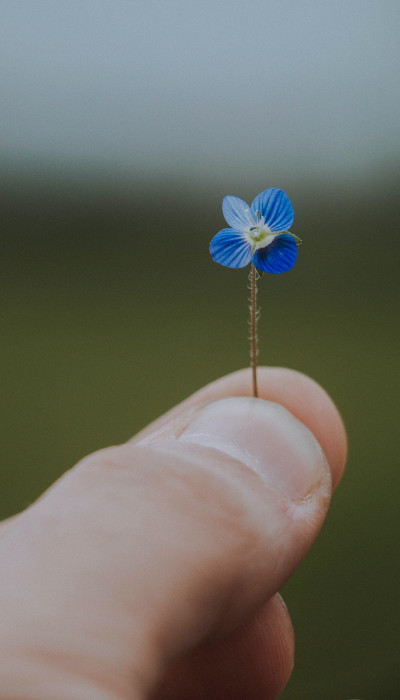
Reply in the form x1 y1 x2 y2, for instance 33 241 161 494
249 229 268 244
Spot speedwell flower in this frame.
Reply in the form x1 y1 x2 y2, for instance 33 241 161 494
210 187 301 273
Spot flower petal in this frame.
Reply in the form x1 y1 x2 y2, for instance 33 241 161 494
210 229 252 269
252 233 298 274
222 196 253 231
251 188 294 232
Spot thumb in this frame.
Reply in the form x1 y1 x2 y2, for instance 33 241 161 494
0 383 343 700
133 396 332 645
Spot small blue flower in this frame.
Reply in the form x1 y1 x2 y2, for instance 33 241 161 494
210 188 300 273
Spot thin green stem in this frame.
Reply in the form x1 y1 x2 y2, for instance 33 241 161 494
250 264 258 398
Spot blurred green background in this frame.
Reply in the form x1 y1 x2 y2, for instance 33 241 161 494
1 2 400 698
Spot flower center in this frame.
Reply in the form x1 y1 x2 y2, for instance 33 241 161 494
247 221 276 249
249 227 269 244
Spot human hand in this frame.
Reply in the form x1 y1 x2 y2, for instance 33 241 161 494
0 368 346 700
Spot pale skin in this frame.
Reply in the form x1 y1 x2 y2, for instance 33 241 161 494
0 367 347 700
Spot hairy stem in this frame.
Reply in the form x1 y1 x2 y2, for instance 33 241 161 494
250 264 258 398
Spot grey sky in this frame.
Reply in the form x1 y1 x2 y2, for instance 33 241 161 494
1 1 399 186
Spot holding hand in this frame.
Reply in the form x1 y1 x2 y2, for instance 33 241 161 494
0 368 346 700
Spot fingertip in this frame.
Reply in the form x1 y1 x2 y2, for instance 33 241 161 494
133 367 347 491
151 594 294 700
256 367 347 490
182 367 347 491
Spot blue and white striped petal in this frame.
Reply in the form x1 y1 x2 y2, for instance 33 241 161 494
252 233 298 273
210 228 252 269
222 196 253 231
251 188 294 233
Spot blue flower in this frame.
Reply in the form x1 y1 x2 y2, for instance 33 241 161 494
210 188 300 273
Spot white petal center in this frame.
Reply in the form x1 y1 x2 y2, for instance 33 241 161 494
245 222 276 250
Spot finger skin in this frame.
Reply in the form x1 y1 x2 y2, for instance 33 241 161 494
0 515 18 538
133 367 347 490
151 594 294 700
0 369 346 700
141 371 346 700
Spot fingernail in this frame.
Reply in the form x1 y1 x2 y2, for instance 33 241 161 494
175 397 329 500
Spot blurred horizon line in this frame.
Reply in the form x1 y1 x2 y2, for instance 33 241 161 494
2 151 399 207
